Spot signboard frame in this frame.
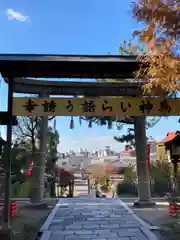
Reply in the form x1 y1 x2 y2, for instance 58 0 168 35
13 97 177 117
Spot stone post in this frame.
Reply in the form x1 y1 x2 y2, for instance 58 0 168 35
87 178 90 194
133 116 155 207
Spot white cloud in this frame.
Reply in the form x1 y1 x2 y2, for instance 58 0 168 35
6 8 30 22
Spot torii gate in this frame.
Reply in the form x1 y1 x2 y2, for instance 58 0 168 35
0 54 173 231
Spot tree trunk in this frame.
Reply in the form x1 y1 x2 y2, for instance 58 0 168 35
50 180 56 197
30 133 35 197
30 94 48 203
134 116 154 207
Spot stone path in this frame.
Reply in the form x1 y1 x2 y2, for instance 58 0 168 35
40 197 158 240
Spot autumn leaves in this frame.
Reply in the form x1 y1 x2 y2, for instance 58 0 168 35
130 0 180 94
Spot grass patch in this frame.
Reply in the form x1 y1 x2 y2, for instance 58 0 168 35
12 216 47 240
0 200 57 240
161 219 180 240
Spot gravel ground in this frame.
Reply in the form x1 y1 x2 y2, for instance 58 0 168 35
1 199 57 240
121 198 176 240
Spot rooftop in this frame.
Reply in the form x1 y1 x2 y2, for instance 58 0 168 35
163 131 180 144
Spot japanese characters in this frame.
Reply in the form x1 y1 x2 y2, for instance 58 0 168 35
23 99 38 113
139 100 153 114
23 99 57 113
81 100 96 113
19 97 174 117
42 100 56 112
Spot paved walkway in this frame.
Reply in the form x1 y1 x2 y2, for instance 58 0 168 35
40 197 158 240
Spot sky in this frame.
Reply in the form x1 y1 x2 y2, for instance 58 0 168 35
0 0 179 152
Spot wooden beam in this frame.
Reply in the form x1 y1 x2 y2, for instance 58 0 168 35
0 54 139 78
0 137 7 145
0 112 18 126
13 78 143 96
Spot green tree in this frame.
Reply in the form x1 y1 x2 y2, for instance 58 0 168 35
123 164 137 182
46 126 60 173
150 161 172 196
13 116 38 158
13 116 60 200
116 164 137 196
114 116 160 146
11 139 31 179
0 138 31 182
45 126 60 197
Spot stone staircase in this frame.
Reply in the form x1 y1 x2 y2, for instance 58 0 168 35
74 179 89 197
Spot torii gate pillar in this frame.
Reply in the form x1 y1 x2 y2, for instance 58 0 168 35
31 92 49 203
134 116 155 207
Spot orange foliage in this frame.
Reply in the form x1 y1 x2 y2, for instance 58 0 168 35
86 163 117 181
132 0 180 93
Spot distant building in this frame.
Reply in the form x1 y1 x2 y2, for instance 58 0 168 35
119 144 136 166
119 137 157 166
148 137 157 162
56 151 105 171
156 142 167 161
156 131 180 162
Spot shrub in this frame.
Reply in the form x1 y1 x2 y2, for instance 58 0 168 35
11 181 31 198
116 181 138 196
153 179 170 197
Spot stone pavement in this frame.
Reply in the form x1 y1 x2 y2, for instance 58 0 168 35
40 197 158 240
